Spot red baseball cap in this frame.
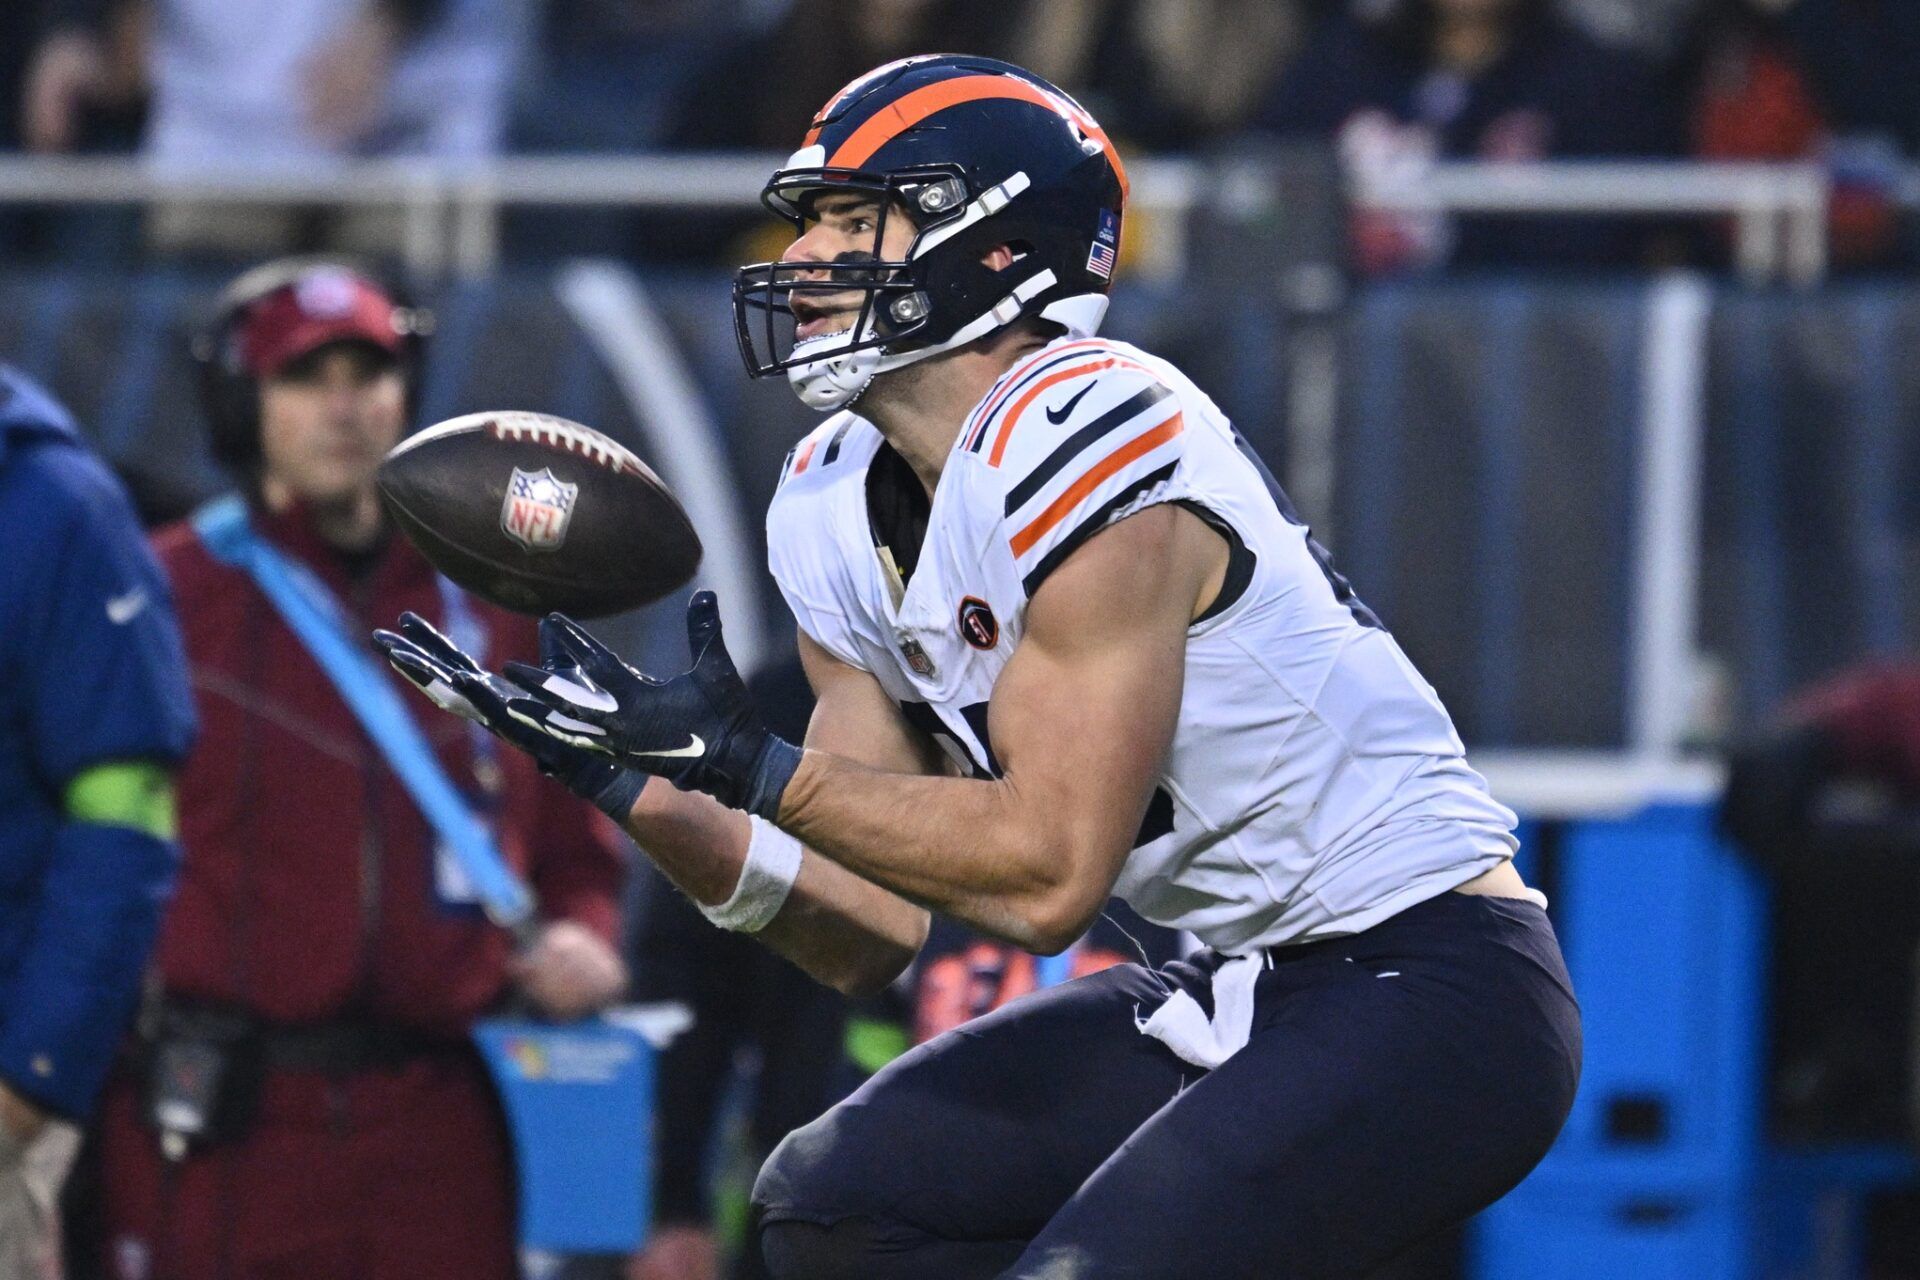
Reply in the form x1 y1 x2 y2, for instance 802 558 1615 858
237 267 406 379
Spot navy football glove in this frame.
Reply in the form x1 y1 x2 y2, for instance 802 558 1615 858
372 612 649 823
502 591 802 821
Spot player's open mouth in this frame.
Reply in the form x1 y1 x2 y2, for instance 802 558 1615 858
790 296 855 342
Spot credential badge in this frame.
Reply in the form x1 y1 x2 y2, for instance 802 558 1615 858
501 466 579 552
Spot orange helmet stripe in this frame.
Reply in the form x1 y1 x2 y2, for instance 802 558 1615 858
823 74 1129 199
805 57 927 146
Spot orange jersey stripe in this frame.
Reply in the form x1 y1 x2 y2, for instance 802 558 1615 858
969 338 1115 442
1009 413 1184 559
791 435 822 476
986 355 1156 467
988 360 1117 467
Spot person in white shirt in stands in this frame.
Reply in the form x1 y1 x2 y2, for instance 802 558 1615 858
20 0 531 255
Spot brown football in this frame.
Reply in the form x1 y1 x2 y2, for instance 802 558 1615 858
377 411 701 618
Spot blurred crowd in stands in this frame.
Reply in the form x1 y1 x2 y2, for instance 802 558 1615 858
0 0 1916 272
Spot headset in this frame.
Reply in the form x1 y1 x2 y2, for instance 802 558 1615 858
190 257 431 473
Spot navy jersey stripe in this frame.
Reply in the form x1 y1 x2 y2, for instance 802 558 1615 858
821 420 853 466
897 698 1001 778
1019 460 1178 596
965 347 1113 453
1227 428 1383 631
1003 384 1172 517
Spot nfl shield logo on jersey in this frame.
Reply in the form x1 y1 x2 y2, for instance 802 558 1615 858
501 467 578 552
897 635 937 678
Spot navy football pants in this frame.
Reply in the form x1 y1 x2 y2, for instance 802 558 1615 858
754 891 1581 1280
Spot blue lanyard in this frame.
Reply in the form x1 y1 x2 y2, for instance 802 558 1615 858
1034 950 1075 989
435 575 502 806
191 495 537 939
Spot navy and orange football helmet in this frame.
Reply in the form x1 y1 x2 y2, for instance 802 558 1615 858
732 55 1130 411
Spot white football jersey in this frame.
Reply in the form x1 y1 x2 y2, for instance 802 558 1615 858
766 335 1518 951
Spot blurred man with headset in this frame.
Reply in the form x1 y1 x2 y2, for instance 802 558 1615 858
91 259 628 1280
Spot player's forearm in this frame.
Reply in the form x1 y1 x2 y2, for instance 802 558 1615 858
775 750 1105 954
624 781 926 995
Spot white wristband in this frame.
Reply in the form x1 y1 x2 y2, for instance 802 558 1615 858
699 816 803 933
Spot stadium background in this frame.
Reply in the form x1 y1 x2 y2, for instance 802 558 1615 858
3 0 1918 1276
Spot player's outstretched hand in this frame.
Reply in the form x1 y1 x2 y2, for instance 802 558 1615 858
373 612 648 822
502 591 802 821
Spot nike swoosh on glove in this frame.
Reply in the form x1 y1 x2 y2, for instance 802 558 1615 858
372 611 648 822
503 591 802 821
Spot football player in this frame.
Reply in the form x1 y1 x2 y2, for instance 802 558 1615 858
379 55 1580 1279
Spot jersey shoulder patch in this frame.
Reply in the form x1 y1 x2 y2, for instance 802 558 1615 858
962 342 1187 597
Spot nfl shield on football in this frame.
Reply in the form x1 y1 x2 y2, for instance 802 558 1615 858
376 410 702 618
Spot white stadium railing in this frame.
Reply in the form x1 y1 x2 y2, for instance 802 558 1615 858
0 153 1869 285
0 153 1202 280
1351 160 1836 285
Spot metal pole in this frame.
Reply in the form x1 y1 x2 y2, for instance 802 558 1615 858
453 174 502 281
1732 201 1778 285
1628 272 1713 758
1281 263 1345 535
1785 170 1831 287
402 172 445 279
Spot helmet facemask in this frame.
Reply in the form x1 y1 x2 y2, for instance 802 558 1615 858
733 167 955 407
733 163 1057 411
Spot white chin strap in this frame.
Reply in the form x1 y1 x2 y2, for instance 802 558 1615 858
786 273 1112 412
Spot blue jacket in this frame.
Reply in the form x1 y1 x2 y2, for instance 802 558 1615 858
0 365 196 1119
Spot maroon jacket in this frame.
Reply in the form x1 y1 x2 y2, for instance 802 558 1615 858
1790 662 1920 800
149 501 625 1035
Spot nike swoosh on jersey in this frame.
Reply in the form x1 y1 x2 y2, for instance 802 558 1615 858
1005 384 1175 516
634 734 706 759
1044 383 1095 425
106 587 149 625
